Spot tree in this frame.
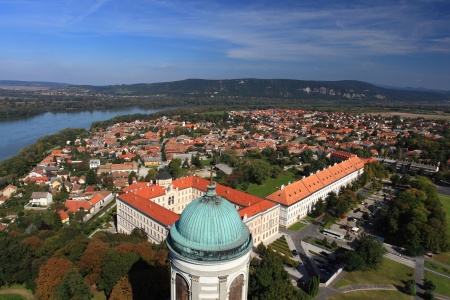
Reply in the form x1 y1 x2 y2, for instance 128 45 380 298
423 278 436 292
248 159 271 184
191 152 202 168
128 171 137 185
404 279 416 296
423 290 435 300
168 158 182 179
307 275 320 297
145 168 157 182
345 251 366 271
249 250 309 300
54 268 91 300
35 257 73 300
354 233 386 270
97 248 140 297
86 169 98 185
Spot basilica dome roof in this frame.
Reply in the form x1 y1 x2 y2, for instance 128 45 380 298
167 184 252 262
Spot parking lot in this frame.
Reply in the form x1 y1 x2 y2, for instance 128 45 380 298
328 187 396 241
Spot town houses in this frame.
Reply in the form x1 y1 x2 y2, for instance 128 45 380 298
1 108 445 234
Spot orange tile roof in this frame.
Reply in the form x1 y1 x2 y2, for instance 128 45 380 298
119 193 179 227
267 156 364 206
58 210 69 220
174 176 262 207
122 182 151 192
238 200 277 218
65 200 92 213
89 195 103 205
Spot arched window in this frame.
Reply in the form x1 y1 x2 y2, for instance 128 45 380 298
228 274 244 300
175 273 189 300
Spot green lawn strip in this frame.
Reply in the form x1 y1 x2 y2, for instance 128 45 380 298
334 257 414 288
304 215 316 223
424 271 450 297
0 285 32 293
0 295 26 300
438 193 450 235
90 288 106 300
288 221 307 230
425 261 450 276
432 252 450 266
246 172 297 198
328 290 413 300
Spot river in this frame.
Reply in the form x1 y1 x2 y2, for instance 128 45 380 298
0 107 162 162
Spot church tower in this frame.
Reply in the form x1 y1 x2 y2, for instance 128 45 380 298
166 183 253 300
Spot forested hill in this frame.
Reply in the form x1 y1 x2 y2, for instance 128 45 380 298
78 79 450 102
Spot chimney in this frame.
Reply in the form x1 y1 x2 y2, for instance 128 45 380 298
280 184 284 190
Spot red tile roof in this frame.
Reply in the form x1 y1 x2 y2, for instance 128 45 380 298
119 193 179 227
173 176 262 207
266 156 364 206
238 200 277 219
65 200 92 213
58 210 69 221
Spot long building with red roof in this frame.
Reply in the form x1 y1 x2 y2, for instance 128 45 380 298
266 156 364 227
117 175 280 245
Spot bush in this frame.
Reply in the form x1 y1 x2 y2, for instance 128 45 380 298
423 278 436 292
423 290 435 300
404 280 416 296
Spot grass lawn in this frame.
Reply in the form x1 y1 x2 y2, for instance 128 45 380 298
438 193 450 235
432 252 450 266
246 172 297 198
328 290 413 300
0 295 26 300
334 257 414 288
425 261 450 276
0 285 32 293
424 271 450 297
268 236 292 257
90 289 106 300
288 221 307 230
304 215 317 223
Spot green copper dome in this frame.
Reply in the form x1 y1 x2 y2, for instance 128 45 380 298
167 184 252 262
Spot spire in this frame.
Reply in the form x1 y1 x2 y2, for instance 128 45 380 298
205 165 218 200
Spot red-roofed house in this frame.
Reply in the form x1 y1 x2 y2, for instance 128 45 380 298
58 210 70 224
65 200 92 213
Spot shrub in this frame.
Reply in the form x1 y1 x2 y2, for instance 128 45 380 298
404 280 416 296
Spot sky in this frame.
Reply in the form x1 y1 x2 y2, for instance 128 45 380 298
0 0 449 90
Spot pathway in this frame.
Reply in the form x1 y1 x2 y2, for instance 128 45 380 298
0 289 35 300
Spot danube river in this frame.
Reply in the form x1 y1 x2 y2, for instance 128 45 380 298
0 107 162 162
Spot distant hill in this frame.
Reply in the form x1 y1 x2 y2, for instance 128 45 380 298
0 80 69 87
1 79 449 102
77 79 449 102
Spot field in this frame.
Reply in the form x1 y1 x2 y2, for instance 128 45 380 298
424 271 450 297
425 261 450 276
334 257 414 288
328 290 413 300
288 221 307 230
247 172 297 197
438 193 450 235
373 112 450 120
0 295 26 300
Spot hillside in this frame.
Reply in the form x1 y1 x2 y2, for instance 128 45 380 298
77 79 450 102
